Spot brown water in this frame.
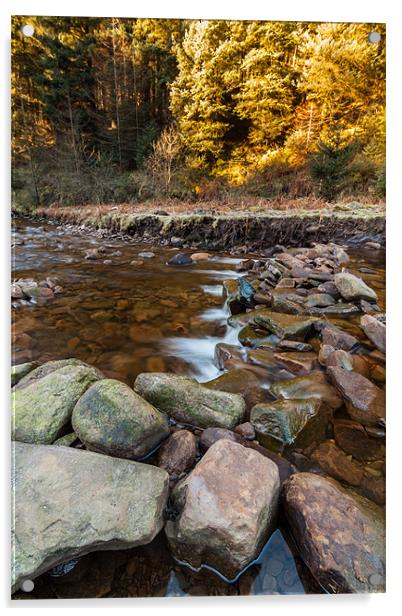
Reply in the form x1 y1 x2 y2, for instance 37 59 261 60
11 219 385 599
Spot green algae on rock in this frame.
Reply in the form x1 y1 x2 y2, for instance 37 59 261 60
12 363 102 444
72 379 170 459
134 372 245 429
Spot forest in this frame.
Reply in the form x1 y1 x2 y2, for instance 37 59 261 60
11 17 386 209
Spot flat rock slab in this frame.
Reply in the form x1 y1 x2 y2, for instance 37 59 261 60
12 363 102 444
283 472 385 593
72 379 170 459
327 367 385 427
273 351 318 375
228 309 321 340
12 443 169 592
134 373 245 429
165 439 280 579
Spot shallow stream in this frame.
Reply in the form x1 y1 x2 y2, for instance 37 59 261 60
11 219 385 598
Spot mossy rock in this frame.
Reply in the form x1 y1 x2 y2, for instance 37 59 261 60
134 373 245 429
12 363 102 444
72 379 170 459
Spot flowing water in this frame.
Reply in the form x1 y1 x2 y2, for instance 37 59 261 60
11 219 385 599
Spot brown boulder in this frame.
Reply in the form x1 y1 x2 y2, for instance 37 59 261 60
165 439 280 580
283 472 385 593
327 367 385 427
199 427 295 484
311 440 364 486
333 419 385 462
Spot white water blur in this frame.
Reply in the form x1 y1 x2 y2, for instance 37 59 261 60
200 284 223 296
163 291 241 382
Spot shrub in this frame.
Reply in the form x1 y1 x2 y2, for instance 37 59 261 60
309 137 359 201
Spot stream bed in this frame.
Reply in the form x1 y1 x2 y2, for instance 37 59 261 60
11 219 385 599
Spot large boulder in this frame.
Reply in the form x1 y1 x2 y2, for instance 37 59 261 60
327 367 385 427
165 439 280 579
72 379 170 459
334 272 377 303
199 427 295 484
12 363 102 444
250 398 329 454
13 358 103 390
269 371 343 411
12 443 169 592
360 315 386 353
134 373 245 429
283 472 385 593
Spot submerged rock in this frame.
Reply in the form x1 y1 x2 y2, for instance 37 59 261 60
12 363 102 444
334 272 377 303
251 398 329 454
72 379 170 459
269 371 342 411
157 429 197 476
360 314 386 353
165 439 280 579
327 367 386 427
283 472 385 593
12 442 169 592
134 373 245 429
167 253 193 266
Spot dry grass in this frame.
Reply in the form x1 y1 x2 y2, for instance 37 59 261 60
33 195 385 220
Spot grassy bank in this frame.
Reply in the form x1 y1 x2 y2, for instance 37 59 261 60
15 201 385 251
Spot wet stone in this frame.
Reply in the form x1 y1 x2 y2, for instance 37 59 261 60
327 367 386 427
250 398 329 454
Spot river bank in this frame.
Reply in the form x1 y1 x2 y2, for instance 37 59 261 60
14 201 386 252
11 219 385 598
